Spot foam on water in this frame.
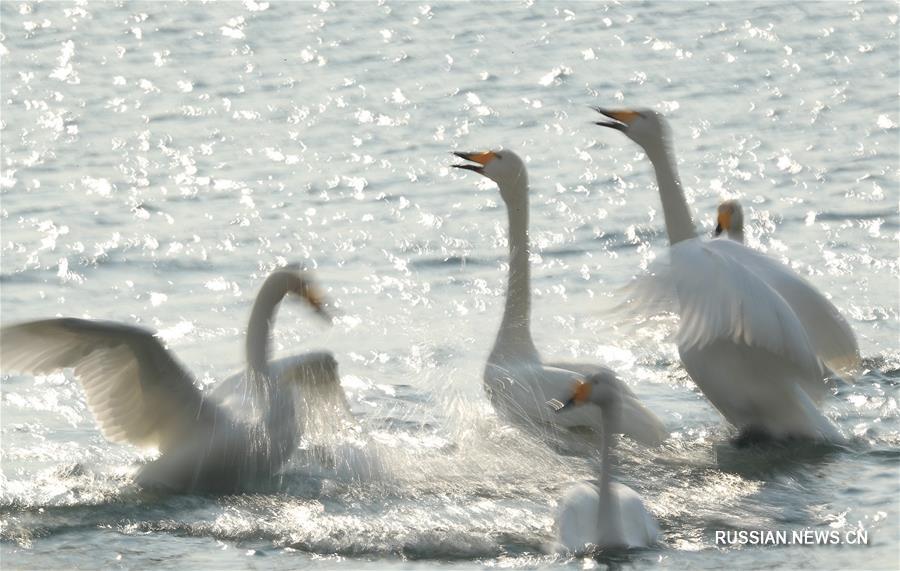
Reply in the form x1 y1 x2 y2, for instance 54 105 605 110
1 1 898 569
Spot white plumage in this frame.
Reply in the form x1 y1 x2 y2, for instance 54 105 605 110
551 371 660 551
594 108 856 442
556 481 660 551
454 149 666 447
713 200 861 377
0 267 342 492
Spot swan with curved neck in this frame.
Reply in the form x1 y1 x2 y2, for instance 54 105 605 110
549 379 660 550
0 267 337 492
594 108 859 442
453 150 666 447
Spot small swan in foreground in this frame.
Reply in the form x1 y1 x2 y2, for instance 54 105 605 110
453 149 666 447
594 108 858 442
549 377 660 551
1 267 336 492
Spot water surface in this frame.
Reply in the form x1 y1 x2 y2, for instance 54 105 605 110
1 1 898 569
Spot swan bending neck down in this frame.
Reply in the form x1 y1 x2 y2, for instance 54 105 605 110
0 267 332 493
453 150 666 448
549 380 660 551
593 107 860 442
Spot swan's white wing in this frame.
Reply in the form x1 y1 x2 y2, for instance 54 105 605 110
622 239 823 383
487 362 666 446
546 361 667 446
269 352 346 408
706 239 860 376
0 318 213 452
215 351 350 425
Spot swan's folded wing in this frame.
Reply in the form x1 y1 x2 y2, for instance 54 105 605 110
621 240 824 387
706 239 861 377
269 351 353 420
0 318 212 452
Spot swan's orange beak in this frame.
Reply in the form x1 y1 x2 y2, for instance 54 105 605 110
547 379 592 413
572 379 592 404
592 107 640 131
452 151 497 173
303 285 333 323
715 206 732 237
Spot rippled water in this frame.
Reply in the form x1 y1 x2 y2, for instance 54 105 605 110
1 1 898 569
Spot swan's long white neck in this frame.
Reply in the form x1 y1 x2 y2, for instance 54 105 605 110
491 176 539 361
595 392 622 537
597 399 616 499
643 138 697 245
246 276 290 378
244 273 299 433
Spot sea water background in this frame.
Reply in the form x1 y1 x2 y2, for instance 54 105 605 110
1 1 897 569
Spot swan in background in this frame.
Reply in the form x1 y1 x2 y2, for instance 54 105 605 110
594 108 859 442
453 150 666 447
714 199 745 242
712 198 860 383
549 377 660 551
0 267 339 492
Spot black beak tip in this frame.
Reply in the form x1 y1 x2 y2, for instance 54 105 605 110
714 224 723 236
590 107 629 131
594 121 627 132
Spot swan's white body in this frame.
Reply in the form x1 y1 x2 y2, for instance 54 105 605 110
454 150 666 447
556 481 660 551
595 108 857 441
552 378 659 551
0 268 341 492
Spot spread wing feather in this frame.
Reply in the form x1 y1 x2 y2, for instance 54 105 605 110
707 239 860 376
0 318 214 452
621 239 825 395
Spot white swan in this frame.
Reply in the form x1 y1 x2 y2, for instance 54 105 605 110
0 267 338 492
453 150 666 447
713 198 860 380
549 379 660 551
594 108 859 442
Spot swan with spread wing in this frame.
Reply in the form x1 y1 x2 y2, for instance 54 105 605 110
593 108 859 442
713 198 860 378
0 267 346 492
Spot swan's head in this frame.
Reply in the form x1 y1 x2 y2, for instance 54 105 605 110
270 267 333 322
714 199 744 240
547 375 622 417
452 149 528 201
592 107 670 150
